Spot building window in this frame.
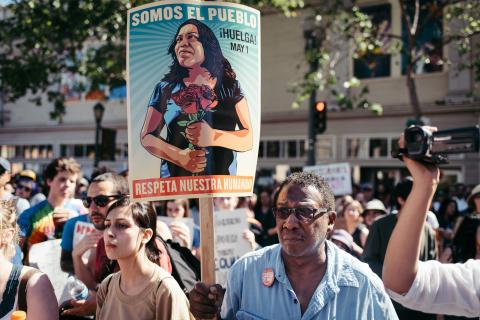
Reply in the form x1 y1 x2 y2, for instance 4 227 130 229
316 138 334 160
266 141 280 158
258 138 307 159
114 143 128 160
15 146 23 159
74 145 84 157
299 140 306 158
60 144 94 158
369 138 388 158
346 137 368 158
346 136 399 159
1 146 14 158
0 145 53 159
86 145 95 159
353 4 392 79
258 141 264 158
401 0 443 75
287 140 297 158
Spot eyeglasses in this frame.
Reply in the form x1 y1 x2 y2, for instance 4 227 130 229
82 195 126 208
272 207 328 223
16 184 32 193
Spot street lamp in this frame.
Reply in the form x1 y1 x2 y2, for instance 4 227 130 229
93 102 105 168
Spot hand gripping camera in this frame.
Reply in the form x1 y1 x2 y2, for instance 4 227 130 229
393 126 480 164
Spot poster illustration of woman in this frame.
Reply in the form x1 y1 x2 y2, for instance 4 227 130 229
141 19 253 177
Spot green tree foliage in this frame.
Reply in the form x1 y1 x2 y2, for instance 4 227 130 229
290 0 480 120
0 0 151 121
0 0 478 121
0 0 304 121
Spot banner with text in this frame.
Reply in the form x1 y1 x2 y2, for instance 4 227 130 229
304 162 352 196
157 216 195 248
72 221 96 248
127 1 261 200
214 208 251 286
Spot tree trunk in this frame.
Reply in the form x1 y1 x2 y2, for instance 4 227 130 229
406 63 422 121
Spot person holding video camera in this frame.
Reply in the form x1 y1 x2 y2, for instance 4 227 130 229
382 126 480 318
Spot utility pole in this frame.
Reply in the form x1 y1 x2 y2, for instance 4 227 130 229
303 16 319 166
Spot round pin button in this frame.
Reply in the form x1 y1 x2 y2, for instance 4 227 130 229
262 268 275 287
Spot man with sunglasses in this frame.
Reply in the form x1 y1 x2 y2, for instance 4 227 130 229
15 169 46 206
60 172 128 274
190 172 397 319
59 172 128 317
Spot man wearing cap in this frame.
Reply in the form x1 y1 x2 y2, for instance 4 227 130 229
362 199 388 229
15 169 46 206
189 172 397 319
362 179 436 319
0 157 30 215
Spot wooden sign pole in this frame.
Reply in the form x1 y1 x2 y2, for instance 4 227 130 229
199 197 216 284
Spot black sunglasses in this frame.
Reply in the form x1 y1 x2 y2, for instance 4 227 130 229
82 195 126 208
272 207 328 223
16 184 32 192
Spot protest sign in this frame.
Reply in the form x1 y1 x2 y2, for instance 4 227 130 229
127 0 261 201
214 208 251 286
72 220 96 248
29 239 71 303
304 163 352 196
157 216 195 248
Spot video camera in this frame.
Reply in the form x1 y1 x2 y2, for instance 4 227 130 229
393 125 480 164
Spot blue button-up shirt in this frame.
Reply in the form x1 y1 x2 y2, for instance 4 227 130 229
221 240 398 320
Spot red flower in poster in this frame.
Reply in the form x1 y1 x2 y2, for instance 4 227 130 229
171 84 218 154
172 84 218 114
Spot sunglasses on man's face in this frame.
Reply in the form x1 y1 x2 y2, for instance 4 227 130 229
16 184 32 193
82 195 125 208
272 207 328 223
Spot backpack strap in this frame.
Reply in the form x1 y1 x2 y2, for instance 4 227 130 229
17 268 42 312
156 236 186 292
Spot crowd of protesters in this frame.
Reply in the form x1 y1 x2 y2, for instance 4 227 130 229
0 148 479 319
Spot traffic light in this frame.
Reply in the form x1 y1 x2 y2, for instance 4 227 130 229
313 101 327 134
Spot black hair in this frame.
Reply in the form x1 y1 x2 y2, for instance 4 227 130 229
253 188 272 213
107 200 160 265
273 171 335 212
90 166 114 181
163 19 236 87
392 178 413 209
451 216 479 262
92 172 129 196
437 198 459 226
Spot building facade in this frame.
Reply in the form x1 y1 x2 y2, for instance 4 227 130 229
0 1 479 191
